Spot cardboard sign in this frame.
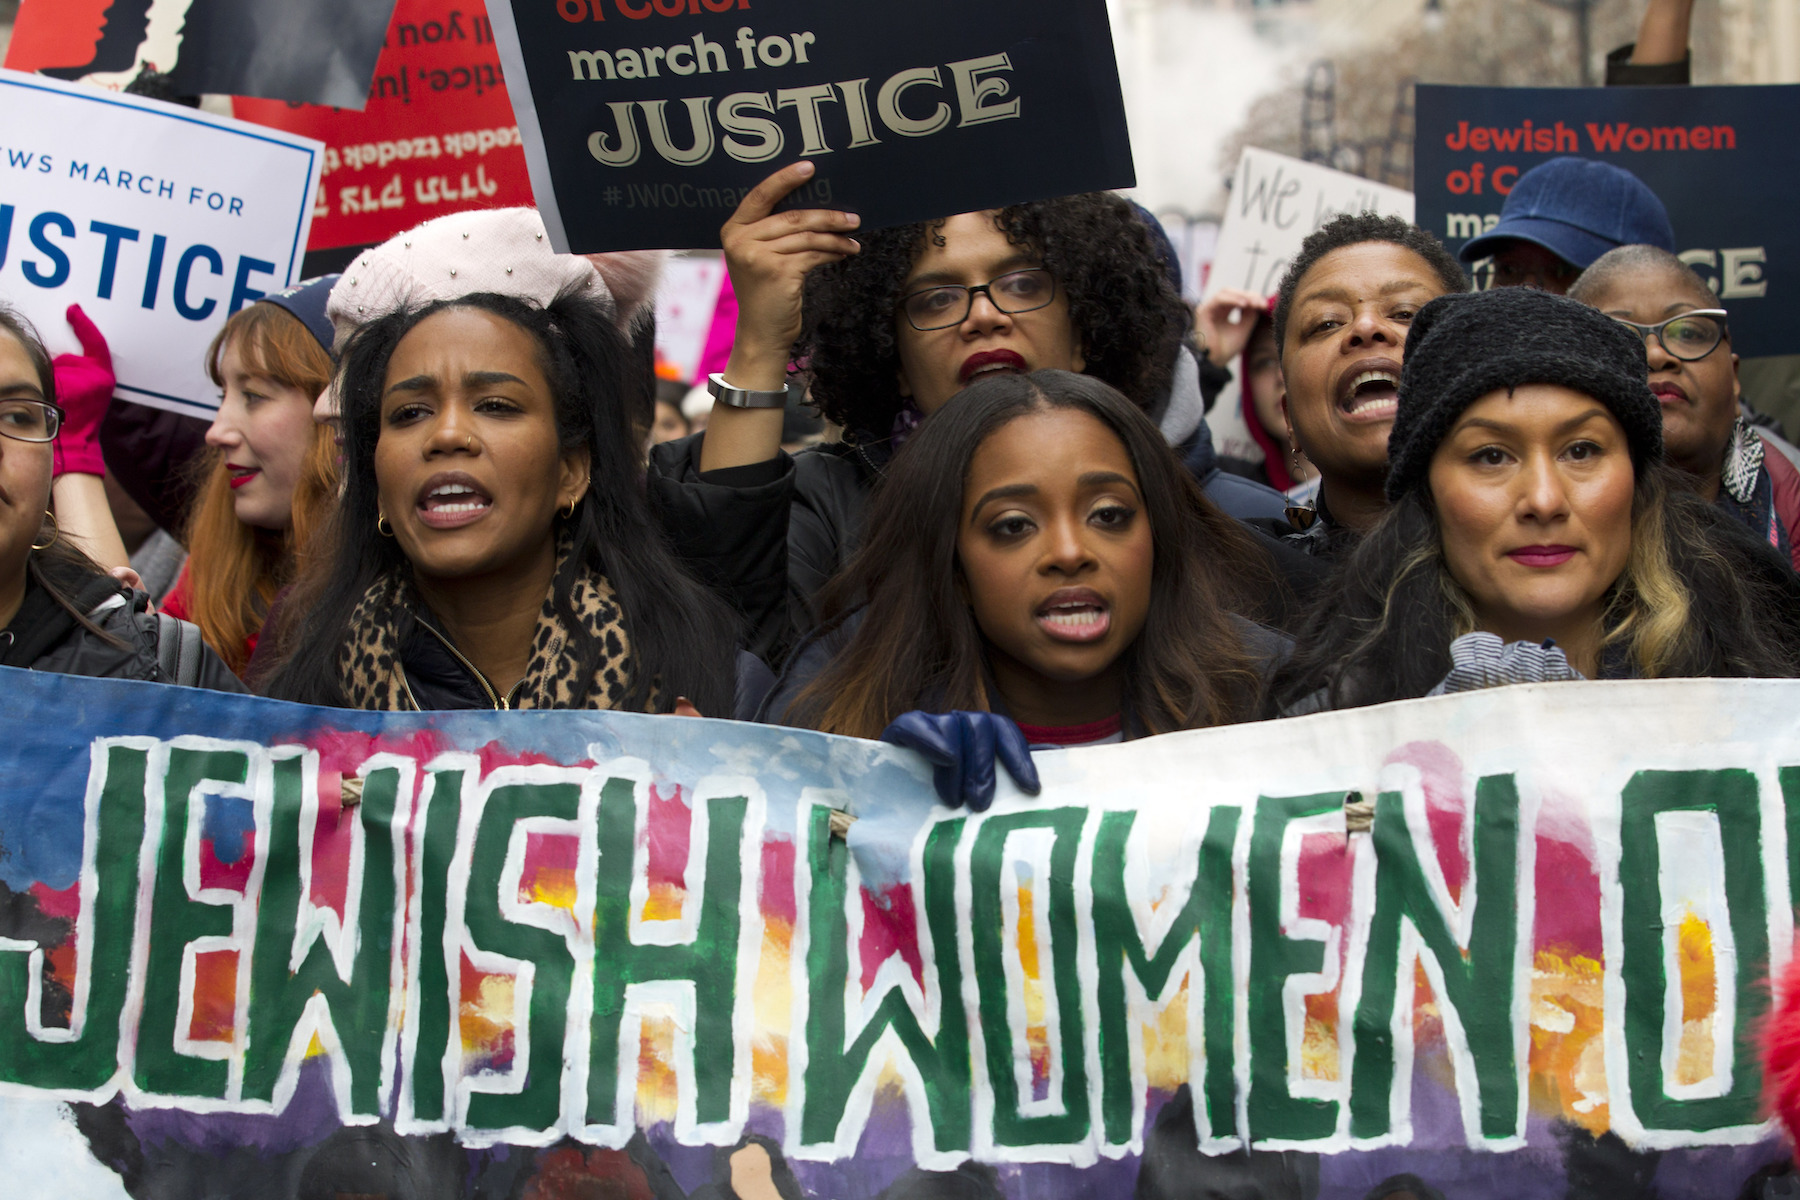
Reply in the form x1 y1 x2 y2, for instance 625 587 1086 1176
1415 84 1800 358
4 0 397 109
0 70 321 419
1204 146 1414 302
2 667 1799 1197
484 0 1134 253
232 0 537 252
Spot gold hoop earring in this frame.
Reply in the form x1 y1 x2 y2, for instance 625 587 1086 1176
30 510 57 551
562 498 577 519
377 513 394 537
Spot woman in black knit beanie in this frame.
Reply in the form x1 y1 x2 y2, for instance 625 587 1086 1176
1267 286 1800 714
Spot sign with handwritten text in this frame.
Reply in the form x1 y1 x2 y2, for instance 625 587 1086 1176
1205 146 1414 302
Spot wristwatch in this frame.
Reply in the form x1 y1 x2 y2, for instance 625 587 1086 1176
706 373 790 410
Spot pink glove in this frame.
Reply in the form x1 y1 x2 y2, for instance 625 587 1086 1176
51 304 114 478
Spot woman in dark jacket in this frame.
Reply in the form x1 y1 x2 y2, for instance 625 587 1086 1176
0 305 240 690
260 290 741 715
1268 287 1800 715
765 371 1287 809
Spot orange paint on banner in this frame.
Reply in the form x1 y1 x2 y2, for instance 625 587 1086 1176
188 949 239 1044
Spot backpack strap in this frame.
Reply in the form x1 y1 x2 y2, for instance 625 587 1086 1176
154 612 204 687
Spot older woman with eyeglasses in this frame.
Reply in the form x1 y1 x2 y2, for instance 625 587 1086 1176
0 305 241 688
1571 244 1800 570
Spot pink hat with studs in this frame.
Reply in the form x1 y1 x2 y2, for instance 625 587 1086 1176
325 207 666 350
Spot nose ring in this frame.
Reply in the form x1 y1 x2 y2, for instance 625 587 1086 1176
464 435 476 451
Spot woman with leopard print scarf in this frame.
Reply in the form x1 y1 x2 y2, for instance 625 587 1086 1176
259 290 740 715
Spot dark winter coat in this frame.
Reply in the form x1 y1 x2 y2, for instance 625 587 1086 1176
1 552 243 692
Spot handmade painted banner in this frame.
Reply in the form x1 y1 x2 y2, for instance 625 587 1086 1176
1414 83 1800 359
483 0 1134 253
2 667 1798 1198
0 69 321 419
232 0 536 252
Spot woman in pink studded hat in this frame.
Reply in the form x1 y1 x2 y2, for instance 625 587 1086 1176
262 209 750 716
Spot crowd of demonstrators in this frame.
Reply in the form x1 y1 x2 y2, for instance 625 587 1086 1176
6 154 1800 760
647 163 1320 671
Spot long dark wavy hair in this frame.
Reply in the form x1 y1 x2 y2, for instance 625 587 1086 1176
800 195 1192 442
261 291 739 714
1267 464 1800 713
787 370 1274 739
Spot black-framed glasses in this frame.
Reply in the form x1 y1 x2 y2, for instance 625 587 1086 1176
900 269 1058 331
0 399 62 443
1610 309 1729 362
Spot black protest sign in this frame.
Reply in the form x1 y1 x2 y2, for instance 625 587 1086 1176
1414 84 1800 358
486 0 1133 252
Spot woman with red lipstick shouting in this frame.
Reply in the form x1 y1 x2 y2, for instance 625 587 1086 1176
1570 244 1800 571
1271 213 1469 560
261 291 740 716
649 163 1195 666
1268 288 1800 715
770 370 1281 802
159 279 339 677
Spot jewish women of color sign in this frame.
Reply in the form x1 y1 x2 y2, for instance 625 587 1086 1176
0 668 1795 1198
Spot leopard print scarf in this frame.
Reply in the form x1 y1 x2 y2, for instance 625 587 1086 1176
337 549 637 711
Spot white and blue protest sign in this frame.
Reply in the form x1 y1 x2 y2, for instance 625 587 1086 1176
485 0 1133 253
1414 83 1800 358
0 69 321 418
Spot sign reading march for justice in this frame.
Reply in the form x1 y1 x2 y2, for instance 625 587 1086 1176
1414 83 1800 360
483 0 1133 253
0 70 321 420
4 669 1800 1197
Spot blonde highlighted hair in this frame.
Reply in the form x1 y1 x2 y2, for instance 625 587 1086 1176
183 304 335 675
1268 465 1800 714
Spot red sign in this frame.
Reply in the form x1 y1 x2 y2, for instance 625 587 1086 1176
232 0 535 250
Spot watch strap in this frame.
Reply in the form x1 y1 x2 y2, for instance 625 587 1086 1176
707 372 790 410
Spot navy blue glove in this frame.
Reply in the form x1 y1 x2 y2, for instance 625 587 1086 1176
879 710 1042 812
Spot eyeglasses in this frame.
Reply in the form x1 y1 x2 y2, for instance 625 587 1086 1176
0 399 63 443
1610 309 1729 362
900 269 1058 332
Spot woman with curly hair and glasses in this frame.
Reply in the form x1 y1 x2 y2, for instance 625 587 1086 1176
647 164 1309 666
